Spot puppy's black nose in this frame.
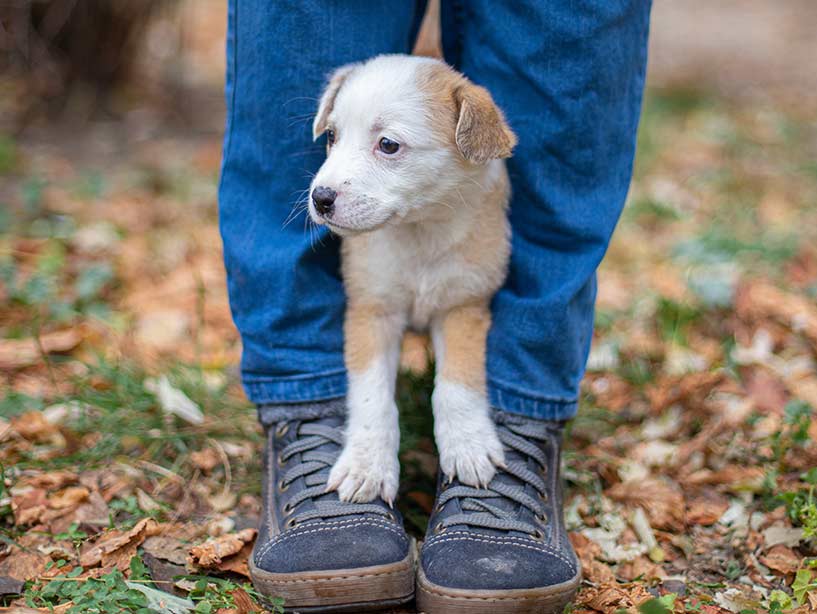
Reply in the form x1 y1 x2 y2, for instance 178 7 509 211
312 186 337 216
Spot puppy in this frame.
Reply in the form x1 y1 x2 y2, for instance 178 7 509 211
308 54 516 504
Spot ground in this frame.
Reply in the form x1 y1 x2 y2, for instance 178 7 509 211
1 2 817 613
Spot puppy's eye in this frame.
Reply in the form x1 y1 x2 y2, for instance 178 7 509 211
378 137 400 155
326 129 336 146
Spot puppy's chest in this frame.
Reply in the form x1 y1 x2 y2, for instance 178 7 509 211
359 237 471 329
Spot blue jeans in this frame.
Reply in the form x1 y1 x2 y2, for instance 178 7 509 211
219 0 651 420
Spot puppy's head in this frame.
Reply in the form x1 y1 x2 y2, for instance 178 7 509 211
308 55 516 235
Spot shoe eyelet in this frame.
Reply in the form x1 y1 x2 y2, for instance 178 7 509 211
275 423 289 438
435 502 445 513
536 512 548 524
386 511 397 522
277 453 286 468
285 517 298 529
278 479 290 493
433 523 446 535
531 529 545 541
283 502 293 515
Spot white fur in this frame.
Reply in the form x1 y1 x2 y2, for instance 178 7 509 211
431 379 505 487
326 311 404 504
309 55 511 501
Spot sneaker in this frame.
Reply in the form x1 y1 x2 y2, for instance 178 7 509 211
416 410 581 613
250 400 415 612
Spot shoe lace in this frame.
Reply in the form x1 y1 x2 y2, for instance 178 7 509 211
435 421 550 536
277 421 393 526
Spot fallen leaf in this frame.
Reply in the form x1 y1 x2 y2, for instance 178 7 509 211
0 576 24 598
569 532 616 584
577 582 653 612
763 523 805 548
759 544 801 575
686 492 731 526
145 376 204 425
11 489 48 526
9 412 59 443
230 587 262 613
187 528 256 568
607 478 685 531
143 536 189 566
0 329 82 369
47 486 89 509
190 447 220 472
80 517 160 569
0 548 49 582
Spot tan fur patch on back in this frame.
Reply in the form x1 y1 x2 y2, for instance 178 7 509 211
439 302 491 392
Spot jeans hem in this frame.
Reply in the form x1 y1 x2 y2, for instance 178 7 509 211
243 370 347 404
488 379 578 421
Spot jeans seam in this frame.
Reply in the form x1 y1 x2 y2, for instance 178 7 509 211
487 377 577 405
243 367 346 383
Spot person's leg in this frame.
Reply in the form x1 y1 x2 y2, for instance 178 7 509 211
444 2 652 420
418 2 651 612
219 1 425 610
219 0 426 405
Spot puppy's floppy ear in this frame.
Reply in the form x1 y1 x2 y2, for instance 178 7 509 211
454 83 517 163
312 63 358 140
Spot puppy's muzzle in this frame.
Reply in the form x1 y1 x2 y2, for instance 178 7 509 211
312 186 337 217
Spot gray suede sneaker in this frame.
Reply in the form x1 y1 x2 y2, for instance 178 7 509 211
417 411 581 614
250 399 414 613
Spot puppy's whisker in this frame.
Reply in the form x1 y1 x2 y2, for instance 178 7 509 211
283 96 320 106
282 200 309 229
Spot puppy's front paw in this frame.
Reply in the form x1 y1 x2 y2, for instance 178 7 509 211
437 423 504 487
327 442 399 505
433 382 505 488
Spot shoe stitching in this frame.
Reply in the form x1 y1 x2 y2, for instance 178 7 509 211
257 564 411 585
256 519 407 559
423 534 576 569
419 580 578 602
425 529 556 551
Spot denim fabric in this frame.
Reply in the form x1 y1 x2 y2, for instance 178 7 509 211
219 0 651 419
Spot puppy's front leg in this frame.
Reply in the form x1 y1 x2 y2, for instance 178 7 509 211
327 304 404 504
431 302 504 487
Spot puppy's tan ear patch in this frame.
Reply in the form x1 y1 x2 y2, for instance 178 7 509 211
312 63 358 140
454 84 517 164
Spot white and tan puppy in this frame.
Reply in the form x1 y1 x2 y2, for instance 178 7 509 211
308 54 516 504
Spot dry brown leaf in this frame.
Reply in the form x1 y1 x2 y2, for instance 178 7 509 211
682 465 767 493
11 489 48 526
79 517 160 568
19 471 79 490
230 586 263 613
759 544 801 575
190 447 220 472
617 556 667 582
607 478 685 531
9 412 59 443
686 491 731 526
569 532 615 584
187 528 256 568
736 280 817 347
576 582 653 613
217 543 253 578
0 549 50 582
743 367 788 414
142 535 189 565
47 486 89 510
0 329 82 370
